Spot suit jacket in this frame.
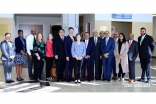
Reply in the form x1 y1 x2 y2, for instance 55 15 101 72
15 37 27 53
138 34 155 59
64 35 75 58
101 37 115 58
83 39 95 60
114 41 129 73
127 40 138 61
90 37 101 59
54 36 66 59
0 40 16 61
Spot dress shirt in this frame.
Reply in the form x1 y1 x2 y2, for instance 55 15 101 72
105 37 109 46
26 34 36 55
114 38 118 42
71 42 86 58
129 40 133 44
85 39 89 48
5 40 12 47
140 34 146 45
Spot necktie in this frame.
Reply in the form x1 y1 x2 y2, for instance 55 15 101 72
86 40 88 49
94 37 97 45
106 38 108 46
62 37 64 42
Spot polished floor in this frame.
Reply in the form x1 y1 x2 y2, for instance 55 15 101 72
0 58 156 92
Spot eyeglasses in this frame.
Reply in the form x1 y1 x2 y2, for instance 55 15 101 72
100 33 104 34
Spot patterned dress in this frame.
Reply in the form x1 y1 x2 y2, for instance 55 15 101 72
14 38 26 64
33 40 46 61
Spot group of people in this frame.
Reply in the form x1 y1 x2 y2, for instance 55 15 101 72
0 27 155 84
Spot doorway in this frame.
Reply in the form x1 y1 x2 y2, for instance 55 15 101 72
51 25 62 38
86 23 90 35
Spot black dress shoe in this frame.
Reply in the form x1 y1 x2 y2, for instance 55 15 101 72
88 79 91 82
16 78 22 81
5 80 11 83
145 80 151 83
57 79 62 82
107 79 111 82
9 79 15 83
137 78 145 82
95 78 101 80
102 78 107 81
66 79 71 82
29 77 34 80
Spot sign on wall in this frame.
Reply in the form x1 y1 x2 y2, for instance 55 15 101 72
0 24 8 36
111 26 115 34
100 26 107 31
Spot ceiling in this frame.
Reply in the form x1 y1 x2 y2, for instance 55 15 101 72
15 14 62 17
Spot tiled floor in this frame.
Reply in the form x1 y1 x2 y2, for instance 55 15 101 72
0 58 156 92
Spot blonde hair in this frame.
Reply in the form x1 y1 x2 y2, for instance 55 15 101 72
36 32 44 42
47 33 53 40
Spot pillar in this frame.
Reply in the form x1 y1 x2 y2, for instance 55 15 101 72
61 14 79 36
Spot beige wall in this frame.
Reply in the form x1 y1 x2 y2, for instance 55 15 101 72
111 22 131 39
132 22 153 41
95 20 111 36
0 18 14 63
153 17 156 41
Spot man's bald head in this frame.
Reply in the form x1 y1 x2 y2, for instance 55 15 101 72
99 31 105 38
31 29 36 35
114 32 119 39
104 30 110 38
129 33 134 40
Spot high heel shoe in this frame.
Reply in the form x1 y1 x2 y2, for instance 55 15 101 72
20 78 24 81
16 78 22 81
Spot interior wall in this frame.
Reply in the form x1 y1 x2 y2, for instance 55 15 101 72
15 16 61 41
111 22 131 39
0 18 13 63
83 14 95 37
153 17 156 41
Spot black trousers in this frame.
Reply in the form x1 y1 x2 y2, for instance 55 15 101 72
74 58 82 80
140 58 151 80
55 58 66 80
45 57 53 78
92 57 101 79
34 58 44 80
118 63 125 78
128 59 135 80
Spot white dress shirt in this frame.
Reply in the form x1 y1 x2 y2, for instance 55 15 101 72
26 34 36 55
140 34 146 45
129 40 133 44
114 38 118 42
85 39 89 48
105 37 109 46
6 40 12 47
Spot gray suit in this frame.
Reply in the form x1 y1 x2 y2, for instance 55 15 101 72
0 40 15 81
127 40 138 80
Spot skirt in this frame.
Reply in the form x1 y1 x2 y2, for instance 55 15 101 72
14 53 26 65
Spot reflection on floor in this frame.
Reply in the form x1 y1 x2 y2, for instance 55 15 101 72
0 58 156 92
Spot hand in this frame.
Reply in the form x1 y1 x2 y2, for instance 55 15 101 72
29 55 32 60
35 53 39 56
119 55 123 59
55 56 58 59
66 57 69 61
79 57 83 60
116 55 119 59
37 56 40 60
84 55 89 59
100 55 102 60
104 54 108 58
9 56 14 59
75 56 79 60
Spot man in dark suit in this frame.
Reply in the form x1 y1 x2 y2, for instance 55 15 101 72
127 33 138 83
54 29 66 82
81 32 95 81
64 27 75 82
137 27 155 83
90 29 102 80
99 31 105 79
100 30 115 81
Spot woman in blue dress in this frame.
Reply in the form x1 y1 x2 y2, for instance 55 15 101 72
14 30 27 81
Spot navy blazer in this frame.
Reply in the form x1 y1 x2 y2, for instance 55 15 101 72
90 37 101 59
138 34 155 59
64 35 75 58
100 37 115 58
127 40 138 61
83 39 95 60
15 37 27 53
54 36 66 59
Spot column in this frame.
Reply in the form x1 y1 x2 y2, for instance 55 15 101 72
61 14 79 36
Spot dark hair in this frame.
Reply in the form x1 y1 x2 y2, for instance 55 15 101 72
118 33 126 43
140 27 146 31
68 27 74 30
5 32 11 36
75 33 81 41
58 29 65 33
18 29 23 34
84 32 89 35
